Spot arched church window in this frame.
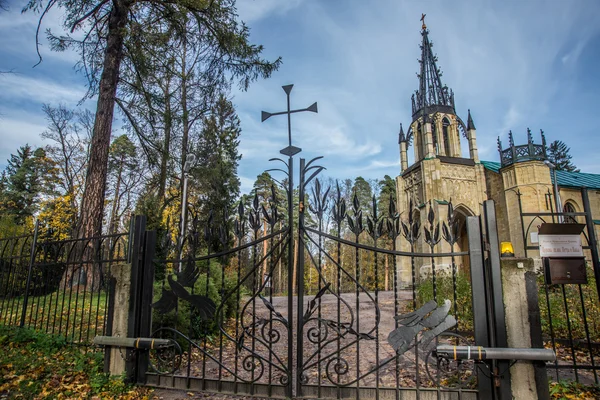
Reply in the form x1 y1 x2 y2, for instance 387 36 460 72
442 118 451 156
563 202 577 223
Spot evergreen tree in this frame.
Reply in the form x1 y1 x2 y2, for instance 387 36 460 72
547 140 579 172
107 134 139 235
194 94 242 244
0 145 57 224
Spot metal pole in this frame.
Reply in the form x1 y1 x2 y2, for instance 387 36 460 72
581 188 600 304
296 158 306 397
286 155 294 398
545 161 562 222
179 173 189 272
178 154 195 272
552 167 562 222
20 219 39 327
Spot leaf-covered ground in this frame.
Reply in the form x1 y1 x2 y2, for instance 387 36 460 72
0 325 151 399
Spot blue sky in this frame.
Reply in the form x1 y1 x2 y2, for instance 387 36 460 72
1 0 600 194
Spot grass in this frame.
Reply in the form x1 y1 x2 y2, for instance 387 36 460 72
0 325 151 399
0 290 109 345
538 267 600 343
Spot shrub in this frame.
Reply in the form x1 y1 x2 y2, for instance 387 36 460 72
416 271 473 333
152 259 248 346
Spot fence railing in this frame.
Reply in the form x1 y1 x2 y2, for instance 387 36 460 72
0 221 129 344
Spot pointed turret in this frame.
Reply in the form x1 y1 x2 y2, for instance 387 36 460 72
399 123 408 173
398 123 406 143
466 109 479 162
467 109 476 131
412 19 455 119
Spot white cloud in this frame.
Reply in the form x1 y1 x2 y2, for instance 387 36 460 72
237 0 304 23
0 74 86 104
0 113 47 167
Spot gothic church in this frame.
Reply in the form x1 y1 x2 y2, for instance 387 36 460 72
395 19 600 287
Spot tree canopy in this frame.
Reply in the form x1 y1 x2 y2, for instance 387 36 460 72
24 0 281 238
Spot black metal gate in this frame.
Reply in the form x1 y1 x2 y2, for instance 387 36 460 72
125 86 512 399
125 149 512 399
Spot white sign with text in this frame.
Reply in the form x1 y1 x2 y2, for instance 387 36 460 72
538 234 583 257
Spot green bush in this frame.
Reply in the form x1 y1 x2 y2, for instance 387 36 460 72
416 271 474 333
152 260 248 346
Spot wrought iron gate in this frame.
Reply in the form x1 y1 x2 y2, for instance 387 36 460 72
127 156 509 399
128 87 509 399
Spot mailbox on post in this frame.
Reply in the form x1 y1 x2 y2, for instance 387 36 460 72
538 223 587 285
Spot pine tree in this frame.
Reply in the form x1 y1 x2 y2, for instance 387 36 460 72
547 140 579 172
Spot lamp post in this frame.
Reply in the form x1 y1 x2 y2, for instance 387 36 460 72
544 160 562 222
179 154 196 271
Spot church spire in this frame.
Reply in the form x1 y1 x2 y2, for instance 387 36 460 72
412 16 455 118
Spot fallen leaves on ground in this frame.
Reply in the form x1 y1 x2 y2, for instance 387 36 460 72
0 325 153 399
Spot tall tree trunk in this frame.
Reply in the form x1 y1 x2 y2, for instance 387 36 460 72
158 81 172 203
261 220 268 281
77 2 129 239
180 39 189 201
72 1 130 292
108 157 124 237
385 254 389 291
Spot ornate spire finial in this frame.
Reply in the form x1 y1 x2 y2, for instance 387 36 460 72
497 137 503 154
508 130 514 147
421 13 427 30
412 17 454 119
467 109 476 130
527 128 533 144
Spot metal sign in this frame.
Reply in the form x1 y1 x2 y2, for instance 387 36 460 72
538 234 583 257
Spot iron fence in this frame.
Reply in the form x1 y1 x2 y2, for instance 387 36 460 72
0 221 128 344
518 188 600 385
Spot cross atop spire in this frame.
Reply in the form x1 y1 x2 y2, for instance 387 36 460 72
411 19 455 118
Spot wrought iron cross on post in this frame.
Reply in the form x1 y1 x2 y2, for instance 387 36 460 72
261 84 318 156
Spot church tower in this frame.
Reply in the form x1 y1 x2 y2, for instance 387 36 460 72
396 18 488 287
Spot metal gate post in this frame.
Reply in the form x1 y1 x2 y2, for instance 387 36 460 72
286 154 295 398
125 215 146 382
466 215 495 398
296 158 307 397
136 229 156 383
483 200 512 399
582 188 600 303
20 219 39 327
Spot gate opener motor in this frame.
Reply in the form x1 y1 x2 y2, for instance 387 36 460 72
435 345 556 362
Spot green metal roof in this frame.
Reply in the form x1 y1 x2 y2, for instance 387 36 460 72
481 161 501 173
481 160 600 190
